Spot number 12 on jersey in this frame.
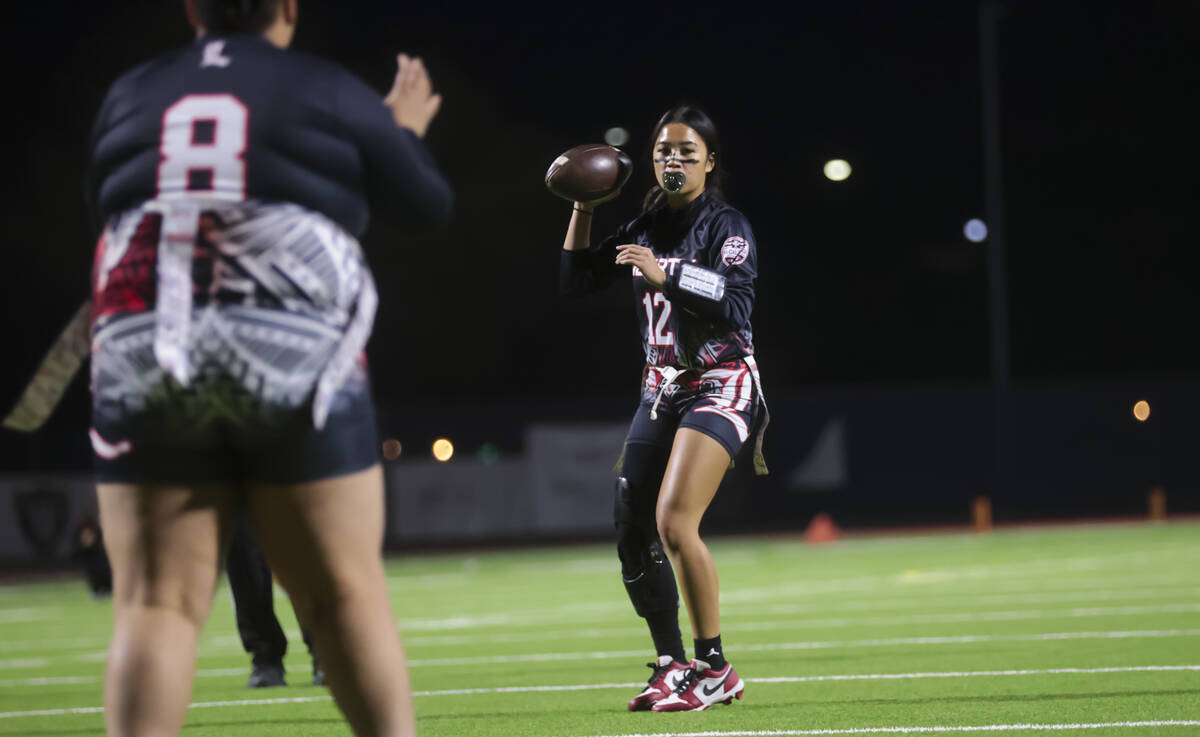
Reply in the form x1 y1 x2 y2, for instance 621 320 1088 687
642 292 674 347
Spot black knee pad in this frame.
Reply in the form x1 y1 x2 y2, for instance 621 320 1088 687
614 476 652 575
614 476 679 617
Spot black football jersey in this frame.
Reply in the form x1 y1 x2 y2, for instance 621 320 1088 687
86 33 452 236
83 33 454 431
560 191 757 369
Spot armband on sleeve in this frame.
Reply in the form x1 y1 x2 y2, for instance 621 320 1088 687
674 263 726 302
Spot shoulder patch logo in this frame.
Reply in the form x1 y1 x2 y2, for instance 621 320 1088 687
720 236 750 266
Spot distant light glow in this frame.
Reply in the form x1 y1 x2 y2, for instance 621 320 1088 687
477 442 500 464
432 438 455 462
1132 400 1151 422
604 127 629 147
823 159 851 181
964 218 989 243
381 438 402 461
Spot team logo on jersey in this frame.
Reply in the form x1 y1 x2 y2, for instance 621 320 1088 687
201 40 232 68
720 236 750 266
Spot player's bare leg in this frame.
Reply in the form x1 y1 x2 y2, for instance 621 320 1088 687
652 429 746 711
248 465 414 737
98 482 236 737
655 428 729 639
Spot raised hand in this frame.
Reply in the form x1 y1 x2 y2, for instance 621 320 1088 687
383 53 442 138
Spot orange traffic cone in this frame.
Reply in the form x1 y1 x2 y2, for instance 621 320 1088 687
804 513 840 543
1148 487 1166 521
972 496 993 533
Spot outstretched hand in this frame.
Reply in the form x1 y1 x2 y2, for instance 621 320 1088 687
384 53 442 138
615 245 666 289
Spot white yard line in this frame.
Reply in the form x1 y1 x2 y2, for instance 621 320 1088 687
5 628 1199 672
0 696 332 720
0 657 49 669
737 603 1200 630
2 583 1194 655
0 607 61 624
396 597 1200 638
4 625 1200 672
0 667 286 689
406 630 1200 667
1 573 1194 645
565 723 1200 736
747 586 1200 615
387 567 1200 631
402 603 1200 646
748 665 1200 683
720 569 1198 605
0 636 108 654
2 665 1197 716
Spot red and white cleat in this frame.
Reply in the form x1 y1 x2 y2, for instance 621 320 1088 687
651 659 744 712
627 655 692 711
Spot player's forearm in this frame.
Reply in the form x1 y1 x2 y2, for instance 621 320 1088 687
663 267 755 330
562 203 593 251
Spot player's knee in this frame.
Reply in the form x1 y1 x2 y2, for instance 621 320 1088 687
288 591 326 633
656 513 697 555
287 581 346 634
613 476 636 527
119 578 212 630
614 476 653 577
284 564 375 634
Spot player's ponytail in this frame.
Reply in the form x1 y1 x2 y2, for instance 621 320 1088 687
641 105 726 213
193 0 279 34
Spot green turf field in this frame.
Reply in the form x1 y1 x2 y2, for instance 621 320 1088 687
2 520 1198 736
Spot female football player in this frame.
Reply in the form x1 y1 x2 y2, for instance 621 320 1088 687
87 1 450 735
560 105 766 712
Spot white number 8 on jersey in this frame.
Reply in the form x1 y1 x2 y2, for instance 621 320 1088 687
157 94 248 201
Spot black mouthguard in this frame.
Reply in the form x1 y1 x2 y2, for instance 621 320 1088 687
662 171 686 193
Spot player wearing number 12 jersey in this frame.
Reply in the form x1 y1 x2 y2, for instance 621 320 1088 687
84 2 449 736
560 106 766 712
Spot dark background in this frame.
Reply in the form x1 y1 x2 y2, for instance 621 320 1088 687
2 1 1197 505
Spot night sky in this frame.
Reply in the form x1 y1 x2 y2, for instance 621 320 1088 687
2 1 1197 466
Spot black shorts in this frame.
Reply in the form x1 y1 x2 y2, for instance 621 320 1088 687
624 358 763 459
90 369 380 486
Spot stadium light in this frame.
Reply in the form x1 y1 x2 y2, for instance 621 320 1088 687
432 438 455 462
823 159 851 181
964 218 989 243
604 127 629 147
381 438 402 461
1132 400 1151 422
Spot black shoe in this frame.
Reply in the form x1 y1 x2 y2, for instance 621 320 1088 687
248 660 286 688
311 655 326 687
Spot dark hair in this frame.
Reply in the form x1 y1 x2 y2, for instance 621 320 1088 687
641 105 724 212
193 0 279 34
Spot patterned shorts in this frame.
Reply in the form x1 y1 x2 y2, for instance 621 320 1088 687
88 201 379 485
625 357 764 460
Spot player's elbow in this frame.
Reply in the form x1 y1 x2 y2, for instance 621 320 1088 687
431 180 454 227
724 297 754 332
417 178 454 230
559 277 593 298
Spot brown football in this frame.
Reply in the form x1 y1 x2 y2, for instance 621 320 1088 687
545 144 634 203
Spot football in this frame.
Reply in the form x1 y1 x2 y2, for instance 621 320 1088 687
544 144 634 203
